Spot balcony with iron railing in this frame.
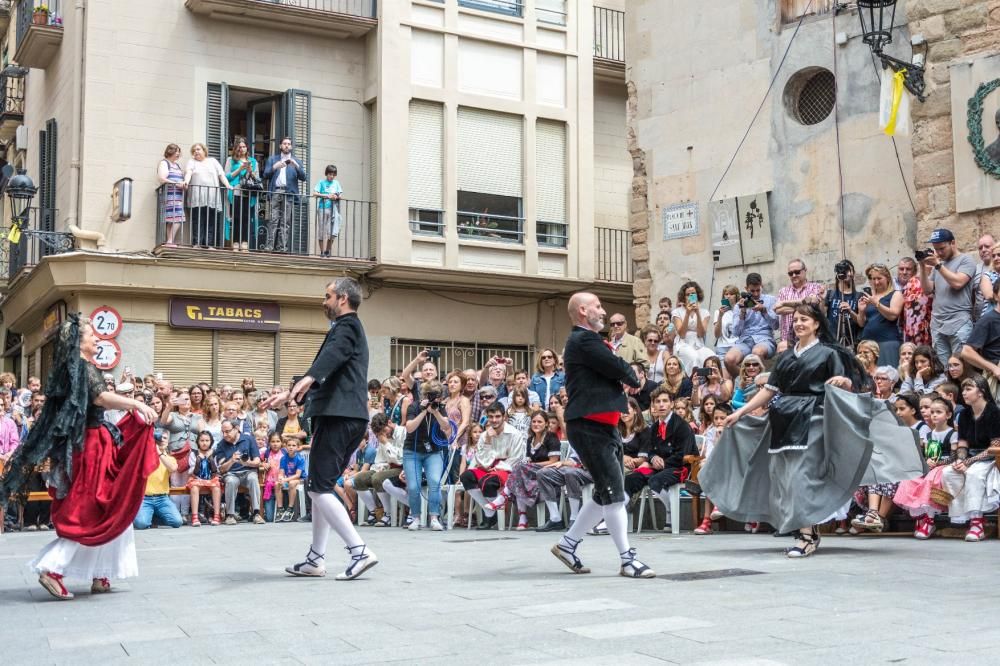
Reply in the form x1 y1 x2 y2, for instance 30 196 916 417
1 207 73 285
14 0 63 70
593 5 624 80
0 71 25 143
595 226 631 283
185 0 377 38
155 184 376 262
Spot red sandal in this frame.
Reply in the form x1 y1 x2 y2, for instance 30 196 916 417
38 572 74 600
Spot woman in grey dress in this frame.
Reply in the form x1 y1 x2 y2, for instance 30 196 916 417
702 303 924 559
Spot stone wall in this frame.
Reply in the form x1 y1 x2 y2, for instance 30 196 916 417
907 0 1000 246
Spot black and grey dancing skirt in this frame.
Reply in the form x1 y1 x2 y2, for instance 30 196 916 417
700 385 926 533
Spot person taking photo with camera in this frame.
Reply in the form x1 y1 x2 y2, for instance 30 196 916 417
723 273 778 378
825 259 862 350
402 379 453 531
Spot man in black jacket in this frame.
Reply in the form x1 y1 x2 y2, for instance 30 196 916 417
551 292 656 579
263 277 377 581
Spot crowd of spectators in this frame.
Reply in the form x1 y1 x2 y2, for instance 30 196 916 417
5 226 1000 540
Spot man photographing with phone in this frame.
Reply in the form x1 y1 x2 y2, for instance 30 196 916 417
723 273 778 378
919 227 977 365
263 136 306 253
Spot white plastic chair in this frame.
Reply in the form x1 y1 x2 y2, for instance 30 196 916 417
635 484 681 534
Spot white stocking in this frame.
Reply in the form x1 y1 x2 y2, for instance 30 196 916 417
568 497 581 520
357 490 376 512
545 500 560 520
310 491 363 550
468 489 495 517
382 480 409 506
602 501 631 560
563 498 603 543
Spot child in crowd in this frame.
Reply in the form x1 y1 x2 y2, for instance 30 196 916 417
697 395 717 430
938 382 963 424
262 432 284 522
335 434 375 522
893 397 958 539
693 405 743 534
673 397 699 434
506 387 532 439
313 164 343 258
455 423 483 527
895 392 931 448
275 437 307 522
187 431 222 526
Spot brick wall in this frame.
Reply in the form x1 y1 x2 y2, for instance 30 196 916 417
908 0 1000 246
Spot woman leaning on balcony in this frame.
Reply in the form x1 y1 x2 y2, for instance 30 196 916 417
156 144 186 247
225 136 259 253
183 143 231 250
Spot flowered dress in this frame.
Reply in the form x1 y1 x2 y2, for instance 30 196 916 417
160 159 186 224
902 276 933 346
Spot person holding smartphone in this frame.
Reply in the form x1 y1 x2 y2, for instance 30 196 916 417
671 281 714 375
262 136 306 253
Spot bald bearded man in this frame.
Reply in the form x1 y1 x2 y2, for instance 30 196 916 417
550 292 656 578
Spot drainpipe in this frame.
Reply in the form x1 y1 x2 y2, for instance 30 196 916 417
67 0 104 249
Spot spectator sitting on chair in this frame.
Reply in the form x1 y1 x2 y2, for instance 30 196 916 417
724 273 778 377
134 433 184 530
335 433 375 524
608 313 646 368
216 419 265 525
275 437 307 523
187 431 222 526
535 442 594 532
460 402 525 530
624 387 695 517
351 413 404 527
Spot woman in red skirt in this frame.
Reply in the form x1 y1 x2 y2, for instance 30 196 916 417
0 315 159 600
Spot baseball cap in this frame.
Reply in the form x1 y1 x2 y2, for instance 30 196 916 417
115 381 134 393
927 228 955 244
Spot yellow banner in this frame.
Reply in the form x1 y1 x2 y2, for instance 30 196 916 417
884 69 906 136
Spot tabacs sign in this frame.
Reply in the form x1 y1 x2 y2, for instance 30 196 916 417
169 298 280 332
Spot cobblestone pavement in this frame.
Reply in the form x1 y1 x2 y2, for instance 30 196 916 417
1 523 997 665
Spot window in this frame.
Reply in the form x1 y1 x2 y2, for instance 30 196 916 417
536 0 566 25
781 0 833 23
458 0 522 18
535 119 567 248
408 100 444 236
783 67 836 126
457 107 524 243
37 118 56 235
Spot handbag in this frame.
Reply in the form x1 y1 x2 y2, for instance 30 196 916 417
170 442 192 474
239 172 264 193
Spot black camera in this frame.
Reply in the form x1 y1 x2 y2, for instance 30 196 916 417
834 260 853 282
740 292 756 306
426 348 441 360
914 248 933 261
424 388 441 408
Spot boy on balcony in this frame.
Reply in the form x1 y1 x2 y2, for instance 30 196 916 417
314 165 343 258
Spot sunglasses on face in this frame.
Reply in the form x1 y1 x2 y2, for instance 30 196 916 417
610 321 626 327
744 362 761 367
787 269 803 277
541 355 554 360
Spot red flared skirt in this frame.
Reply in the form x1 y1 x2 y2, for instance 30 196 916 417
51 412 158 547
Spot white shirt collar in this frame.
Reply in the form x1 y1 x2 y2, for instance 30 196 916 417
793 338 820 357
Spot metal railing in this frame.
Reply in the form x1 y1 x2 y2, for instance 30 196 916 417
595 226 631 283
247 0 376 18
458 0 521 18
4 207 72 282
594 6 624 63
536 0 566 25
409 208 445 237
457 211 524 244
155 184 375 261
16 0 62 49
537 220 567 249
0 73 24 118
390 338 535 377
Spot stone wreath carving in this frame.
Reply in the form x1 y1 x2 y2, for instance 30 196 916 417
967 77 1000 178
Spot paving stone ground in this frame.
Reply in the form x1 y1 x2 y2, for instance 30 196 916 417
1 523 997 665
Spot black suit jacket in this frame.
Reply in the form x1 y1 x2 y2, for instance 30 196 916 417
563 325 640 421
303 312 369 420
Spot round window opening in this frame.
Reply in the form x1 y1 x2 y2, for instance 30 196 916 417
784 67 836 126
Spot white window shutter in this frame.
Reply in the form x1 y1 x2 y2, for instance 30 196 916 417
408 100 444 210
457 107 522 198
535 119 566 223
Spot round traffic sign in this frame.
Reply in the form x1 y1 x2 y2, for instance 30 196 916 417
90 305 123 340
93 338 122 370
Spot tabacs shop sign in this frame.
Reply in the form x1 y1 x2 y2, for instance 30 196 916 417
169 298 280 332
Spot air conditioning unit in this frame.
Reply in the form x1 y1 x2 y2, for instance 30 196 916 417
15 125 28 151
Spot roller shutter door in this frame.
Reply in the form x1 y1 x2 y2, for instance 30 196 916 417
408 100 444 210
535 119 567 223
154 325 213 388
457 107 522 197
279 331 325 388
217 331 275 389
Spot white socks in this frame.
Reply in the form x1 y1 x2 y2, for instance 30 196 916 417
310 491 363 550
564 498 603 542
377 491 391 512
382 480 409 507
357 490 376 512
568 497 581 520
469 489 495 517
602 502 631 560
656 490 673 517
545 500 560 520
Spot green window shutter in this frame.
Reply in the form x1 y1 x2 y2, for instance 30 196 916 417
283 88 311 254
206 82 229 163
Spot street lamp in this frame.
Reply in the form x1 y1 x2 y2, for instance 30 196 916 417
856 0 927 102
6 168 36 244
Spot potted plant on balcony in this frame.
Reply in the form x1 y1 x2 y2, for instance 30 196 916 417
32 4 49 25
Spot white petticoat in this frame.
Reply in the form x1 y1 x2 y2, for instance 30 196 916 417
28 526 139 582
